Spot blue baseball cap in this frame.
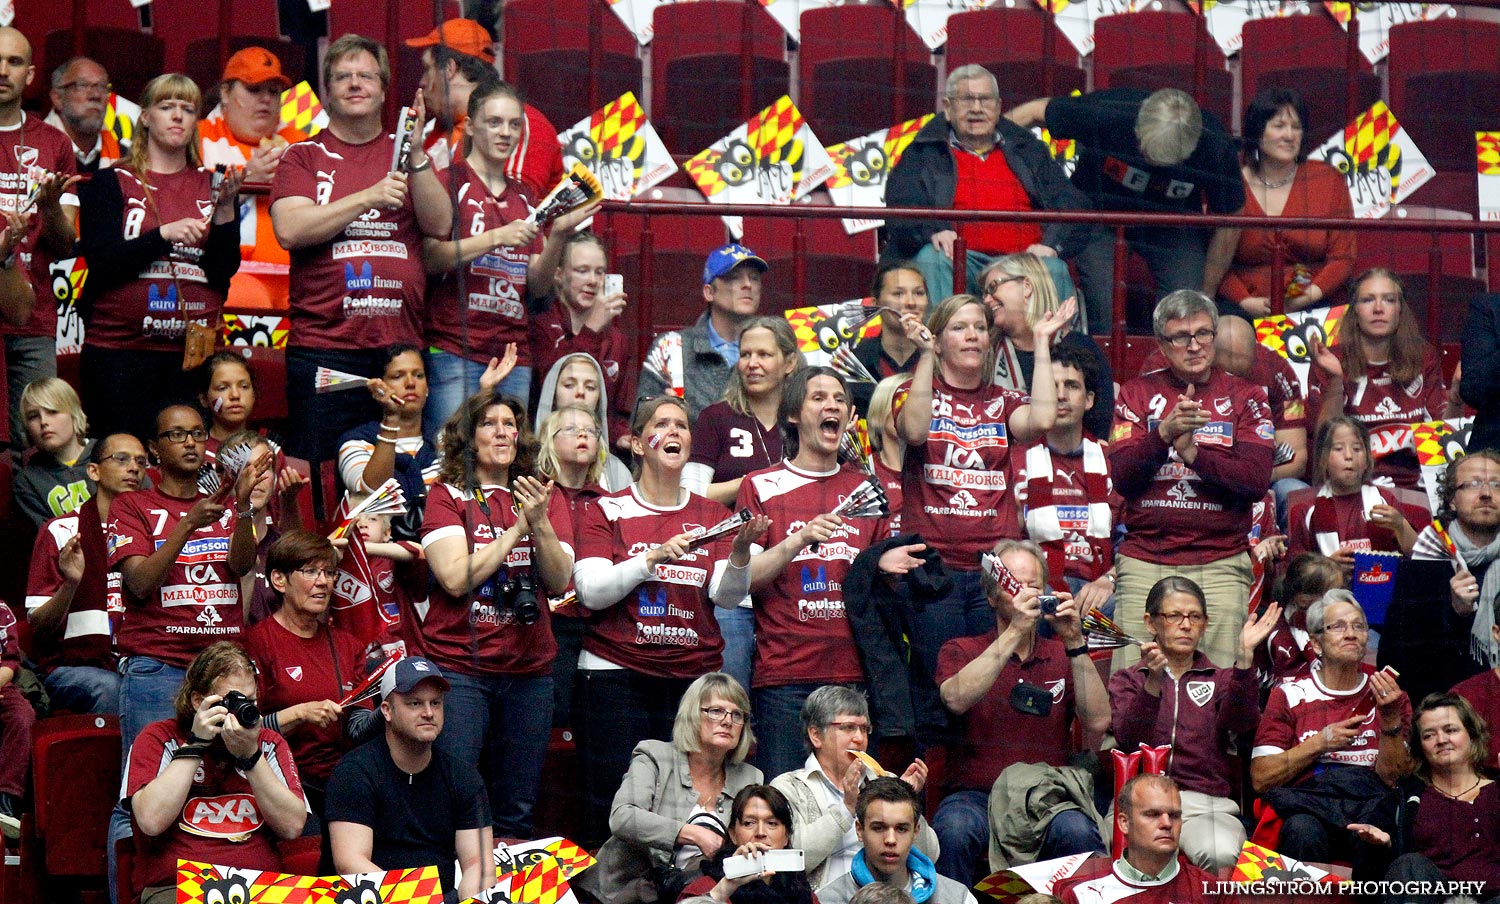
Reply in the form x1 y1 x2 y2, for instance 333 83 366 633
703 244 769 285
379 656 450 699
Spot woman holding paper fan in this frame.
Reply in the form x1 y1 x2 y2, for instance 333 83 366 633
419 79 600 439
897 292 1075 676
1287 416 1423 572
78 73 245 440
1219 88 1356 317
420 390 573 839
573 395 769 846
244 529 367 832
980 253 1113 441
220 430 308 623
1308 268 1459 488
336 344 440 541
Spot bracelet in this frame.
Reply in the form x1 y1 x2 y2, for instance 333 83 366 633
375 435 397 445
379 421 400 432
1065 644 1090 658
408 157 432 174
233 747 263 772
172 743 209 761
1104 573 1116 584
237 502 256 521
1381 725 1405 738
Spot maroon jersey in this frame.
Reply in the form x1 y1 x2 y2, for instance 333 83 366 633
1109 368 1274 565
25 510 122 672
530 307 636 445
935 631 1075 792
85 167 222 351
1057 855 1224 904
425 163 538 364
243 617 366 782
1257 609 1318 690
107 487 243 667
270 131 426 349
689 402 784 485
1143 344 1305 433
1286 485 1425 560
0 114 77 338
576 488 735 678
739 462 884 687
1452 669 1500 769
1016 438 1115 587
418 482 565 677
125 719 303 891
898 375 1027 568
1252 667 1409 775
1312 352 1447 486
872 457 904 539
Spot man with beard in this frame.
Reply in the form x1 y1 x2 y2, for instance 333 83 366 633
46 57 120 171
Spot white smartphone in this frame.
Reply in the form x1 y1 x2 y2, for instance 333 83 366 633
722 849 805 880
604 273 624 297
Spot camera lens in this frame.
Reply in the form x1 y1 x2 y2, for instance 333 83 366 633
1039 595 1060 616
222 690 260 726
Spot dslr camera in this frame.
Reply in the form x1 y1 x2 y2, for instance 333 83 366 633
221 690 260 727
499 569 541 626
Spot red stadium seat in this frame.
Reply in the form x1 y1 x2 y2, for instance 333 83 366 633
740 205 879 310
40 27 164 108
798 5 937 146
1239 13 1380 140
650 1 789 155
149 0 282 73
945 7 1085 110
1091 11 1232 127
14 0 140 66
17 715 121 903
276 835 322 876
1388 18 1500 117
114 836 136 904
534 729 584 841
1394 71 1500 176
600 187 728 334
502 0 642 132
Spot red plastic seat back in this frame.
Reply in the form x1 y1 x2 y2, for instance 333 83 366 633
31 714 122 877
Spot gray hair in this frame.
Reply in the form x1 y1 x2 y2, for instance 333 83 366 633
1305 588 1364 636
1135 88 1203 166
1151 290 1218 338
945 64 998 100
51 56 102 91
801 685 869 751
980 538 1050 599
672 671 755 764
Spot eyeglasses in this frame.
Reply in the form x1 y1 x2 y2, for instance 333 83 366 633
984 275 1025 297
1457 478 1500 493
826 720 871 735
1153 611 1206 625
331 70 381 86
1318 620 1369 636
1161 329 1217 349
103 452 149 468
559 426 602 438
60 81 111 96
701 706 747 725
294 567 338 580
950 93 998 108
156 427 208 444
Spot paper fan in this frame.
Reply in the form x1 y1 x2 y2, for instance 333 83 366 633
830 478 888 519
315 366 370 393
216 440 254 480
196 462 224 498
830 344 877 384
840 418 875 475
1082 608 1143 648
529 163 603 229
328 479 408 539
685 508 751 551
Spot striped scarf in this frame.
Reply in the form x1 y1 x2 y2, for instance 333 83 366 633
1023 439 1111 579
1306 485 1388 556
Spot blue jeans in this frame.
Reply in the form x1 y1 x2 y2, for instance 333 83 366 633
934 790 1105 884
909 571 993 683
423 348 533 444
715 605 755 693
112 656 186 904
45 665 122 715
752 683 825 780
433 671 554 838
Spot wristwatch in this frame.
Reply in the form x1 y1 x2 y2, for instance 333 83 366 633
233 747 263 772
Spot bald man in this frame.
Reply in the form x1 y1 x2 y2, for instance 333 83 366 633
0 27 80 448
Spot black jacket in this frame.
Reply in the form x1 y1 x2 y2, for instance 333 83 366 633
1462 293 1500 454
882 113 1092 262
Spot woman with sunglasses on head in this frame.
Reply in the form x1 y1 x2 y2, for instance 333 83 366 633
573 396 769 846
243 530 366 831
1309 269 1459 489
421 390 572 840
78 73 245 440
1109 576 1277 871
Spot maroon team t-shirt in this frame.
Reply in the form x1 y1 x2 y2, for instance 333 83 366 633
270 131 426 348
107 486 243 667
425 163 538 364
576 488 734 678
689 402 784 484
419 482 566 677
897 375 1027 568
1311 353 1448 487
1252 667 1409 776
739 462 884 687
0 114 77 338
87 168 223 351
26 512 122 672
243 617 366 782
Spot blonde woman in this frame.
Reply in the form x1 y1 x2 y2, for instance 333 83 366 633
980 253 1113 440
78 73 244 439
866 374 910 539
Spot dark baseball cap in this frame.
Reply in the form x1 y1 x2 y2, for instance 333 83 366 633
379 656 450 699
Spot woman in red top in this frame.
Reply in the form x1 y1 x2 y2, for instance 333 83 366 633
78 74 244 440
896 293 1073 674
572 396 767 844
421 391 572 838
243 530 364 830
1220 88 1356 317
1310 269 1458 487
